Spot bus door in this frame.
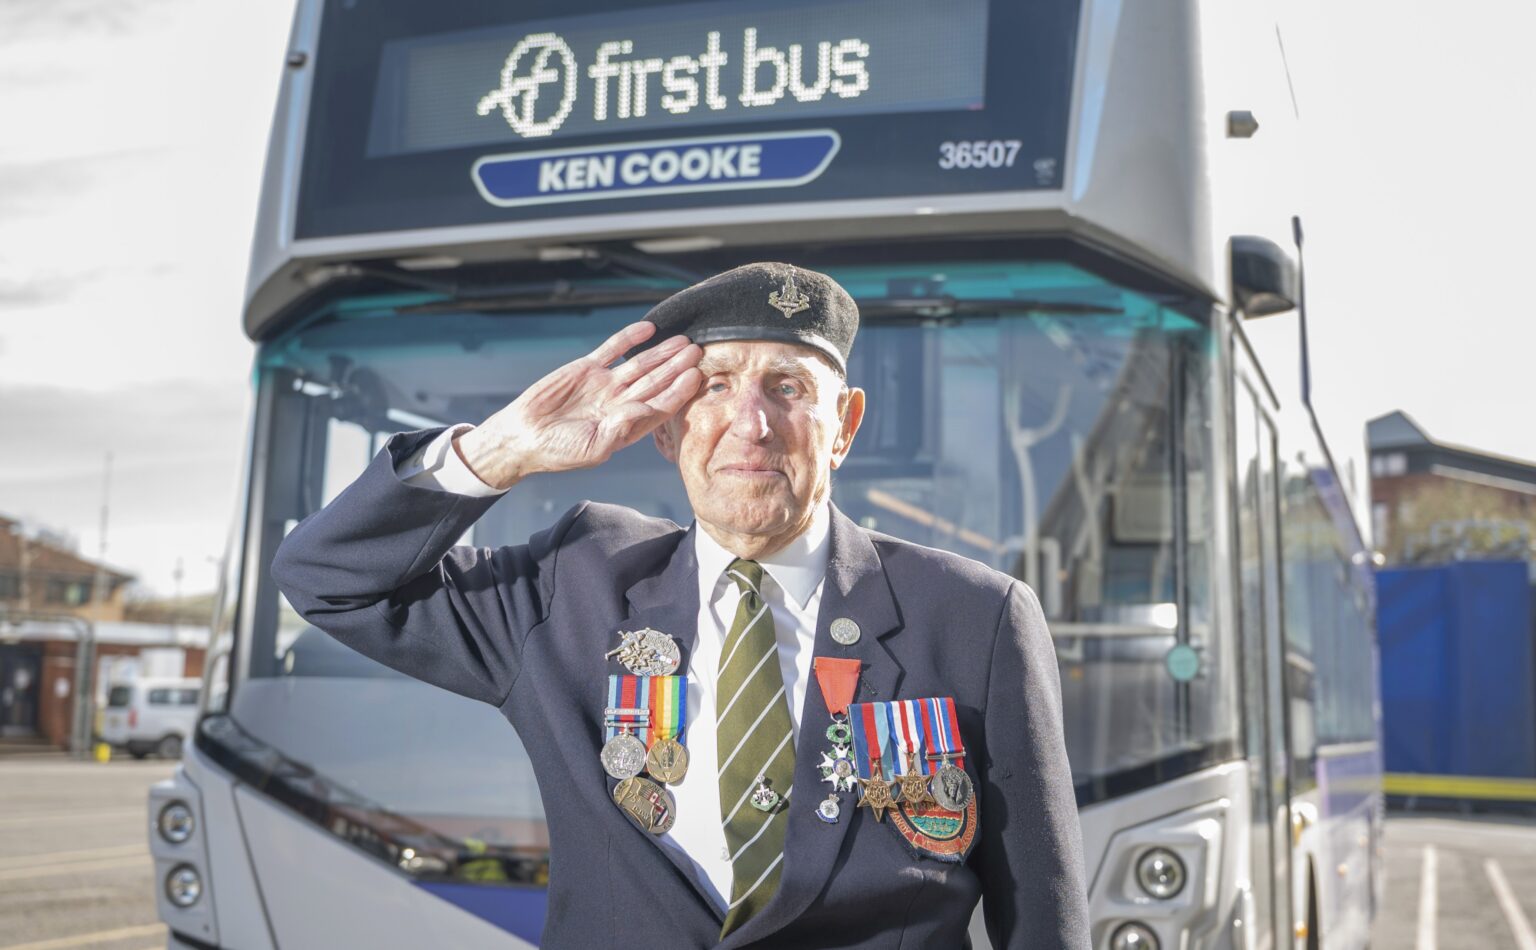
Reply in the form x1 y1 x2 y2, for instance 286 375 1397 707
1234 353 1294 949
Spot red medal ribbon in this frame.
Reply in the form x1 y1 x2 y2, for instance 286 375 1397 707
813 657 861 716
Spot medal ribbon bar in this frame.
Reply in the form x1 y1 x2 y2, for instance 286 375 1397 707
889 700 928 776
606 675 652 745
850 697 968 780
922 696 966 770
850 700 894 780
646 674 686 744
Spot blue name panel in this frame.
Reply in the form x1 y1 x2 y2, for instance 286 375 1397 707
472 130 840 207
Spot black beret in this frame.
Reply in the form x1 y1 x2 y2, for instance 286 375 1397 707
629 262 858 374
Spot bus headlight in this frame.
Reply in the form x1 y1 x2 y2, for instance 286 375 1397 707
157 801 195 844
1135 847 1186 899
165 864 202 908
1110 921 1160 950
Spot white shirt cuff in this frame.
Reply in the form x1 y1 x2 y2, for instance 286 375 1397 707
397 424 507 497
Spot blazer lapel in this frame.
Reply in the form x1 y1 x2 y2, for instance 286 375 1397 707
720 505 905 948
606 524 726 920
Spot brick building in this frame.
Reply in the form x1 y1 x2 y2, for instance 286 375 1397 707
0 514 207 749
1368 410 1536 565
0 514 134 621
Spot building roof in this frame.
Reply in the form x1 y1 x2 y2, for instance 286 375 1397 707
1 618 210 647
0 517 134 582
1368 410 1536 488
1366 410 1434 451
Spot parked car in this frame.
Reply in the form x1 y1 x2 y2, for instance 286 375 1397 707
101 677 200 759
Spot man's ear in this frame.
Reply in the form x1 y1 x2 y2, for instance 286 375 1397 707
653 418 679 463
829 387 865 470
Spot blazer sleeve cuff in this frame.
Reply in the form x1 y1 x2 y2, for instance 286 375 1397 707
396 423 507 497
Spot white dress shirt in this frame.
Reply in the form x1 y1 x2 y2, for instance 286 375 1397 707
397 426 829 911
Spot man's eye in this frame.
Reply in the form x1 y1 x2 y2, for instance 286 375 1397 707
778 383 799 397
707 381 728 394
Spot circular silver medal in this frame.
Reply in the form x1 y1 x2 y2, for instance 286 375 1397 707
830 618 861 645
600 732 647 780
930 761 974 811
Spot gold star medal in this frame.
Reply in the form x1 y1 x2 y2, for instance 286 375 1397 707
857 757 898 822
895 750 936 806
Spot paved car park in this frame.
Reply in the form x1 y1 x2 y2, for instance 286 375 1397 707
0 754 172 950
1372 812 1536 950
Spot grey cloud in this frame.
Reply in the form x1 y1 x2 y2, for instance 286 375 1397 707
0 0 176 47
0 379 250 583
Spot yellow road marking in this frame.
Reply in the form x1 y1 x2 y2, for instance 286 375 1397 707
1384 773 1536 802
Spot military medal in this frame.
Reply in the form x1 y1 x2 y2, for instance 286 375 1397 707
601 729 647 780
602 676 654 780
605 627 681 676
813 657 863 800
921 696 974 810
856 760 899 822
931 756 973 812
818 744 858 793
851 696 980 859
613 776 676 835
816 793 842 824
643 674 688 784
896 751 937 806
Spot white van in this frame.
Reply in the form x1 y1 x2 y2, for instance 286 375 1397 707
101 677 201 759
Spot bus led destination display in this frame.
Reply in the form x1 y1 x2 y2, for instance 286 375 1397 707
366 0 987 156
297 0 1080 238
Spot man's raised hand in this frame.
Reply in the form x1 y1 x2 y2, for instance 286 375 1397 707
453 322 703 490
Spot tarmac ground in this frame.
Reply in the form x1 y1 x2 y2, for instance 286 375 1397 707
0 752 172 950
1373 809 1536 950
2 753 1535 949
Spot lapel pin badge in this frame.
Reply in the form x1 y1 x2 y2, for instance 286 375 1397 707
830 617 861 645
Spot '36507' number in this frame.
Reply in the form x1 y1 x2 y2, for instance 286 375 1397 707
937 140 1023 169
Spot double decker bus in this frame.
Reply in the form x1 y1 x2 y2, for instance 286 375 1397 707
148 1 1380 947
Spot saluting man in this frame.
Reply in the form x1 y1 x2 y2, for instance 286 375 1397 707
272 263 1091 949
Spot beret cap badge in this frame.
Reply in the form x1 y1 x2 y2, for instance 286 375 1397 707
767 269 811 319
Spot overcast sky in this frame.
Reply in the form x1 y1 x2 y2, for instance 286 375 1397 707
1 0 1532 595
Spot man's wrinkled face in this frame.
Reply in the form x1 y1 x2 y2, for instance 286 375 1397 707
654 339 864 542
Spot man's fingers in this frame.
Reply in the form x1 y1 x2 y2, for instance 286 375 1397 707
620 342 701 402
612 333 689 385
589 321 657 367
644 366 704 418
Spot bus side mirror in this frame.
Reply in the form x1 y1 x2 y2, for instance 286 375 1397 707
1230 236 1298 318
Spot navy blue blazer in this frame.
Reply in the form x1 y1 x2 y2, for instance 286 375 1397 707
271 428 1090 949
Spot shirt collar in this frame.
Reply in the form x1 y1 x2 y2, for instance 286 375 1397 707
692 502 831 610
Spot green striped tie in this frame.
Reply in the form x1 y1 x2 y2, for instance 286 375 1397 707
717 558 795 937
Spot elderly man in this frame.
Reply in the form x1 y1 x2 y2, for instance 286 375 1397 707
271 263 1090 949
